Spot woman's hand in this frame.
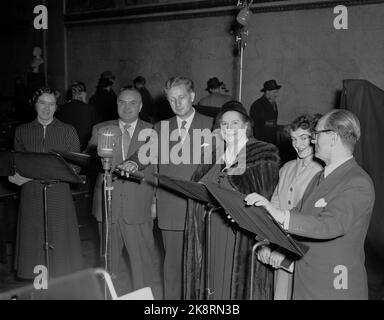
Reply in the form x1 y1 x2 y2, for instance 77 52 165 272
8 173 32 186
244 192 270 207
269 250 285 269
257 246 271 264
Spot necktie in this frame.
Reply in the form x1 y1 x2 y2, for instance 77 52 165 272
179 120 187 143
123 123 132 157
317 170 325 186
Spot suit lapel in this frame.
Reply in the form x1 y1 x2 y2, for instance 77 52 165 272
127 120 145 159
301 158 357 212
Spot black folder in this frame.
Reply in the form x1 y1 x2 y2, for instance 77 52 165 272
155 174 308 257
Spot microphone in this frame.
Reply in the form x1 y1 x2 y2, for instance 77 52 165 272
97 125 121 171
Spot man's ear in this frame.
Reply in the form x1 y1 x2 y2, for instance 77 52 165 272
191 91 195 103
139 102 143 112
330 132 339 147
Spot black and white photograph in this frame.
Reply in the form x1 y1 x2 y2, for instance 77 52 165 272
0 0 383 306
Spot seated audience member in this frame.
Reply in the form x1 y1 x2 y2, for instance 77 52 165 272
245 109 375 300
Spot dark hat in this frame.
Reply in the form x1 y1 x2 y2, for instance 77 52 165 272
100 70 115 80
261 79 282 92
206 77 223 91
219 100 250 120
133 76 146 84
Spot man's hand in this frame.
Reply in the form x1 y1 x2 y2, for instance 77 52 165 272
8 173 32 186
269 250 285 269
244 192 286 225
257 246 271 264
116 160 138 178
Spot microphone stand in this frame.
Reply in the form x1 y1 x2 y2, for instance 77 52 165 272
101 158 113 279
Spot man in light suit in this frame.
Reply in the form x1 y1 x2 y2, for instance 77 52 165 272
85 88 158 297
121 77 213 299
245 109 375 299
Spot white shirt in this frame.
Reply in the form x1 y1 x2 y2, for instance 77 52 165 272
222 134 248 169
176 108 195 144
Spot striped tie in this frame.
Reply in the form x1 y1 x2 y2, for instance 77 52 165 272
123 123 132 156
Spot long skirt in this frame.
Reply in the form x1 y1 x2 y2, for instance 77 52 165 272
15 181 83 279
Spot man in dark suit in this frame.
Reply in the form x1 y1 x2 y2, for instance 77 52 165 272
85 88 158 297
249 79 281 144
120 77 213 299
245 109 375 299
56 81 98 151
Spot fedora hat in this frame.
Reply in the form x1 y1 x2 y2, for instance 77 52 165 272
206 77 224 91
261 80 282 92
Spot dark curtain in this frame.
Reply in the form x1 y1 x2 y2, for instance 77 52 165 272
341 79 384 300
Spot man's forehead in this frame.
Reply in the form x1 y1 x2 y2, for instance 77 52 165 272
168 84 190 96
118 91 140 101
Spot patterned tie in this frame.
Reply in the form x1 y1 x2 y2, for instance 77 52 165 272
123 123 132 156
179 120 187 143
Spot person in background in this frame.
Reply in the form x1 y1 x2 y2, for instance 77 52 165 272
198 77 232 108
245 109 375 300
89 71 118 122
257 114 323 300
56 81 99 151
8 87 83 279
249 80 281 145
133 76 155 124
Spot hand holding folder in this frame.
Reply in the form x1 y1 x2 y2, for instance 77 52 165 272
155 174 308 258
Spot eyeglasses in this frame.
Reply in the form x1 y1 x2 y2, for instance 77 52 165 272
312 129 334 140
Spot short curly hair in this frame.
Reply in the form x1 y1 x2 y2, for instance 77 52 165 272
30 87 57 106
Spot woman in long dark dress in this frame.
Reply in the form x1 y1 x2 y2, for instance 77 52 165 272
183 101 280 299
9 87 83 279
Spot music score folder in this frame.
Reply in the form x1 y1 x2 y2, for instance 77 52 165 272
155 173 308 257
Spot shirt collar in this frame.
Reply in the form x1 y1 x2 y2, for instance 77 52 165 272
176 108 195 130
324 155 354 178
119 118 138 132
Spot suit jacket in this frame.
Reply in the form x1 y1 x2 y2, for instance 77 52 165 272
131 111 213 230
86 119 155 225
288 158 375 300
249 95 278 144
56 100 99 151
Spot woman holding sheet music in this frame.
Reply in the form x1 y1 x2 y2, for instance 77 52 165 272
183 101 280 300
257 114 322 299
8 87 83 279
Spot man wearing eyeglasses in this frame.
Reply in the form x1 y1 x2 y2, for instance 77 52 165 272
245 109 375 299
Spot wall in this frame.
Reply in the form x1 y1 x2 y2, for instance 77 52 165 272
65 2 384 124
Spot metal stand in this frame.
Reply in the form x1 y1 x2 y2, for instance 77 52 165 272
102 169 113 276
249 238 270 299
41 181 57 278
204 206 221 300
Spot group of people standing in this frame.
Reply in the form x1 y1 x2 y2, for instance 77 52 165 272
7 74 375 300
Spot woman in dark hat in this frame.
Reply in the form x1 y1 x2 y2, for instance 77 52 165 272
184 100 280 300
